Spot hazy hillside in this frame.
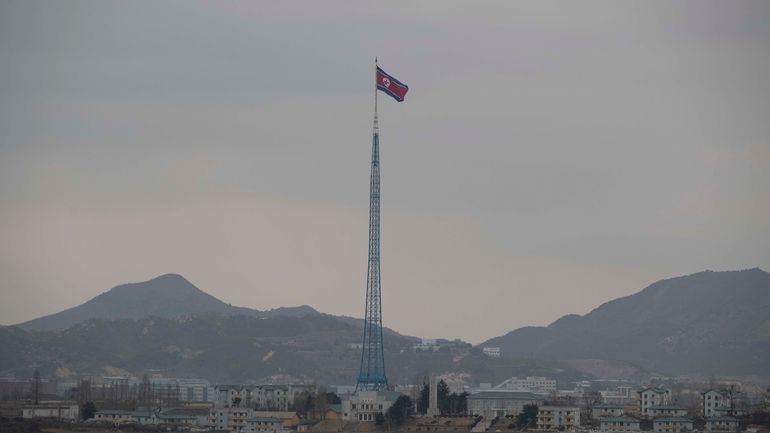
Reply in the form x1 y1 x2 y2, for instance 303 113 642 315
0 315 586 386
481 268 770 376
17 274 318 331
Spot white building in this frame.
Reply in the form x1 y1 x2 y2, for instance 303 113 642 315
23 403 79 421
341 390 400 421
702 389 733 418
482 347 501 358
653 417 693 433
495 376 557 393
467 391 543 419
639 387 672 417
600 416 641 432
537 406 580 430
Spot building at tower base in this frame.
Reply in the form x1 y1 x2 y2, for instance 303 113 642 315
341 390 400 422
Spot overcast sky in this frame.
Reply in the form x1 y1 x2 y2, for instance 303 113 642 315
1 1 769 343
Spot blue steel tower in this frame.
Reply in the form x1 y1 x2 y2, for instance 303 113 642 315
356 61 388 391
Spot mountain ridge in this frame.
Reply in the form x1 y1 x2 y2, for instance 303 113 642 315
17 273 319 332
480 268 770 376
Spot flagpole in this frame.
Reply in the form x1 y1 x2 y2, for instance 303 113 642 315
374 57 379 135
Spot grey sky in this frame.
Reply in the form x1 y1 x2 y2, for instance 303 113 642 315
1 1 768 343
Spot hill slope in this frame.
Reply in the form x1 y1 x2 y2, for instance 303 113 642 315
480 268 770 376
17 274 317 331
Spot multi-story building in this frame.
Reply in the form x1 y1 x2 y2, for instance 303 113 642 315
467 391 543 419
495 376 557 394
210 407 254 433
639 388 672 417
537 406 580 430
341 390 400 421
653 417 693 433
593 404 625 419
702 389 733 418
705 416 739 432
602 387 637 405
482 347 501 358
213 385 253 408
600 417 641 432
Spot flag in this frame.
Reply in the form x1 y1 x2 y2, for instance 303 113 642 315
376 66 409 102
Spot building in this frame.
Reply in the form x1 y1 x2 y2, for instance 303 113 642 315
22 403 79 421
252 385 290 411
158 408 209 427
341 390 400 421
496 376 557 394
210 407 254 432
593 404 625 419
600 417 641 432
467 391 543 419
649 406 688 418
482 347 501 358
702 389 733 418
246 416 284 433
537 406 580 430
706 416 740 432
639 388 672 417
602 386 637 405
94 410 135 424
653 417 693 433
213 385 253 408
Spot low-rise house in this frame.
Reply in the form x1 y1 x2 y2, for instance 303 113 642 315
22 403 79 421
537 405 580 430
466 391 543 419
639 388 672 418
649 406 688 418
94 410 135 424
600 416 641 432
593 404 625 419
247 416 284 433
653 417 693 433
706 416 740 432
159 408 209 426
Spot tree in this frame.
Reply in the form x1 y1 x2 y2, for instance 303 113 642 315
82 401 97 420
516 404 538 428
387 396 413 425
437 380 450 414
417 382 430 414
232 396 242 408
446 392 468 416
375 412 386 425
32 369 41 405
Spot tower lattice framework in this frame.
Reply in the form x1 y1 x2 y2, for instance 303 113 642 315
356 78 388 391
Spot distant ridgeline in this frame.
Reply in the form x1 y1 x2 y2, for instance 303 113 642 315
2 269 769 383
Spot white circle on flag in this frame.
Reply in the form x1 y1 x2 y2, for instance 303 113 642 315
382 77 391 88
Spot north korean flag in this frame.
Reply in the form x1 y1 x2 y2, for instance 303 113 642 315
376 66 409 102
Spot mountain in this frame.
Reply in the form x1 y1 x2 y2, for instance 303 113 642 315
17 274 318 332
0 314 586 386
480 268 770 376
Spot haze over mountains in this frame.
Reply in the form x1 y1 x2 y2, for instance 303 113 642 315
3 268 770 383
